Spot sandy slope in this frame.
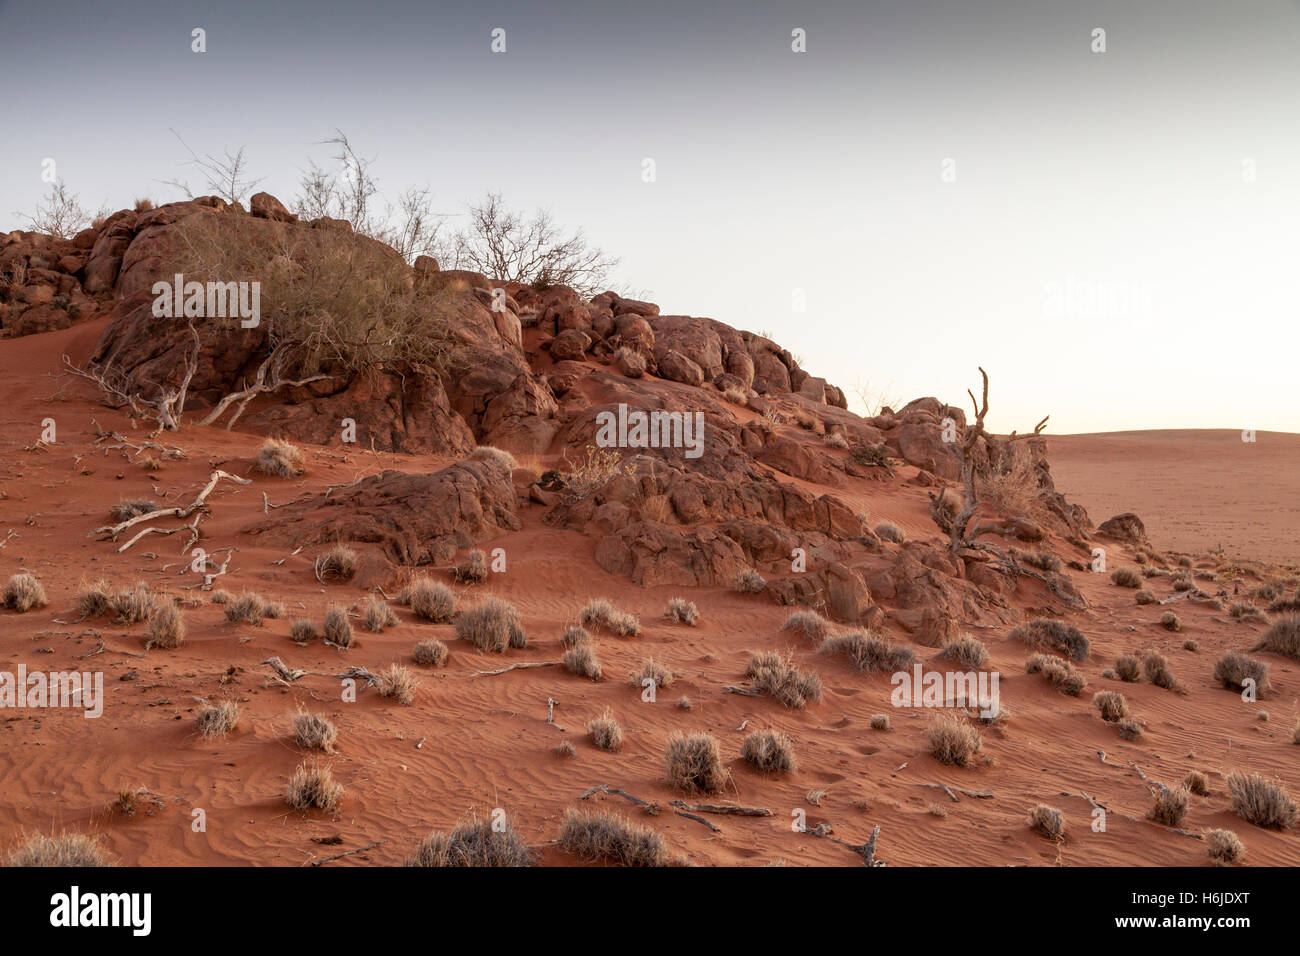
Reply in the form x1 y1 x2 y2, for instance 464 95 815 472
1 322 1298 867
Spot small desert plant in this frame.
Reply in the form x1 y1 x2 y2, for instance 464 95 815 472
210 589 232 604
147 603 186 649
870 714 891 731
823 431 848 449
1229 601 1264 619
1205 828 1246 865
406 817 531 867
850 443 891 468
555 740 576 757
1025 653 1086 696
721 385 749 407
8 831 112 867
196 700 239 738
263 600 285 619
2 573 47 612
561 445 628 500
1015 549 1061 572
1028 804 1065 841
783 609 830 642
1141 649 1177 689
578 598 639 636
405 577 455 622
561 624 591 648
1110 567 1141 588
224 591 266 625
372 663 418 704
255 438 305 477
557 808 670 866
456 597 526 652
323 605 355 648
1183 638 1198 651
292 711 338 752
677 696 693 710
470 445 518 470
874 521 905 544
1254 615 1300 659
734 567 767 594
413 639 449 667
562 643 602 681
1226 771 1297 829
1148 786 1189 826
629 657 674 691
1184 771 1210 796
1008 618 1089 661
451 549 489 584
822 630 916 673
665 732 728 793
1114 654 1141 682
741 729 797 773
314 544 358 582
927 714 981 767
75 578 113 617
586 711 623 751
638 492 673 523
110 499 156 521
1213 651 1270 694
1092 690 1129 722
744 651 822 708
290 619 318 642
1116 719 1143 740
1171 572 1194 592
937 635 989 670
1160 611 1180 631
1135 589 1156 605
110 582 155 623
664 597 699 626
284 761 344 811
362 595 399 632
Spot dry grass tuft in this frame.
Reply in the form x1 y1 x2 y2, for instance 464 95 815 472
1141 649 1177 689
196 700 239 738
1227 771 1297 829
783 609 831 642
110 499 156 521
413 639 449 667
927 714 982 767
8 831 113 867
1026 654 1087 695
741 729 797 773
1110 567 1141 588
937 635 989 670
1135 589 1156 605
1117 719 1143 740
1028 804 1065 840
1254 615 1300 659
1114 654 1141 682
404 577 456 622
373 663 418 704
821 630 916 673
873 521 905 543
586 710 623 751
2 573 47 613
255 438 305 477
456 597 526 652
628 656 673 691
323 605 354 648
147 603 186 649
1148 786 1190 826
1184 771 1210 796
870 713 891 731
733 568 767 594
665 597 699 626
406 816 532 867
578 598 640 636
314 544 358 582
665 732 729 793
745 650 822 707
451 549 489 584
557 808 670 866
1213 651 1270 694
361 595 399 633
1092 690 1129 722
562 642 602 681
1008 618 1090 661
290 619 318 642
1205 828 1246 865
224 591 266 625
292 711 338 752
284 761 343 811
1160 611 1180 631
75 578 113 618
470 445 519 470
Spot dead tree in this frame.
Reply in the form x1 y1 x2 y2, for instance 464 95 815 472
198 348 334 429
62 321 201 433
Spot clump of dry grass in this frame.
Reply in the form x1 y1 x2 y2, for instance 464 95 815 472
373 663 418 704
290 619 317 643
362 595 399 633
323 606 355 648
196 700 239 738
1092 690 1129 722
1205 828 1246 865
403 577 455 623
1008 618 1090 661
1141 649 1177 689
821 630 916 673
741 729 797 774
561 624 591 648
586 711 623 751
1025 653 1086 695
555 740 576 757
314 544 358 582
873 521 905 543
744 650 822 708
721 386 749 407
110 499 156 521
1148 786 1189 826
292 711 337 752
1160 611 1180 631
733 568 767 594
1014 549 1061 572
1229 602 1264 620
1227 771 1297 829
578 598 640 636
8 831 113 867
927 714 982 767
1184 638 1199 651
1213 651 1269 694
677 696 693 710
1117 719 1143 740
255 438 305 477
1110 567 1141 588
147 603 185 649
224 591 267 625
1171 571 1194 592
1184 771 1210 796
1028 805 1064 841
451 549 489 585
413 639 449 667
557 808 670 866
406 816 532 867
562 642 602 681
1254 614 1300 659
2 573 47 612
665 732 728 793
470 445 518 470
1114 654 1141 682
665 597 699 626
937 635 989 670
456 597 526 652
110 581 156 623
74 578 113 618
1135 589 1156 605
210 589 232 604
870 714 891 731
284 761 343 811
783 610 831 642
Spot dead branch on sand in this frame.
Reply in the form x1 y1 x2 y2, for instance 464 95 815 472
90 470 250 542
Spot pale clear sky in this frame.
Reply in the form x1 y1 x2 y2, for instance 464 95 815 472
2 0 1297 433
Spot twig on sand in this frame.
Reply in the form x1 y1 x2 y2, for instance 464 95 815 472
674 810 721 832
722 685 763 697
804 822 886 867
579 784 660 815
472 661 558 677
917 782 994 802
90 470 250 541
668 800 772 817
309 839 387 867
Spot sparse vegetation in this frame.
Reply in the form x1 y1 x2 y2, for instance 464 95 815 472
578 598 640 636
586 711 623 751
665 597 699 626
405 577 456 623
874 521 905 544
413 638 449 667
290 619 318 643
292 711 338 752
870 714 891 731
147 603 186 649
1025 653 1086 696
470 446 518 470
314 544 358 582
1008 618 1090 661
744 650 823 708
451 549 489 584
1092 690 1129 722
1135 589 1156 605
927 715 982 767
734 567 767 594
1114 654 1141 682
821 630 916 673
284 761 344 812
783 610 831 642
1160 611 1180 631
224 591 267 625
741 729 797 774
1028 804 1065 841
2 573 47 613
373 663 418 704
74 578 113 618
628 657 673 691
255 438 305 477
1213 651 1270 694
562 643 602 681
1116 718 1143 740
323 605 355 648
1254 615 1300 659
456 597 526 652
1111 567 1141 588
557 808 670 866
1148 786 1189 826
196 700 239 738
361 595 399 632
8 831 113 867
1227 771 1297 829
665 732 728 793
1141 650 1177 690
1184 771 1210 796
1205 828 1246 865
937 635 989 670
406 817 532 867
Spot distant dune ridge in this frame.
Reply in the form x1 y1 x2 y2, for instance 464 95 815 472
0 194 1297 867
